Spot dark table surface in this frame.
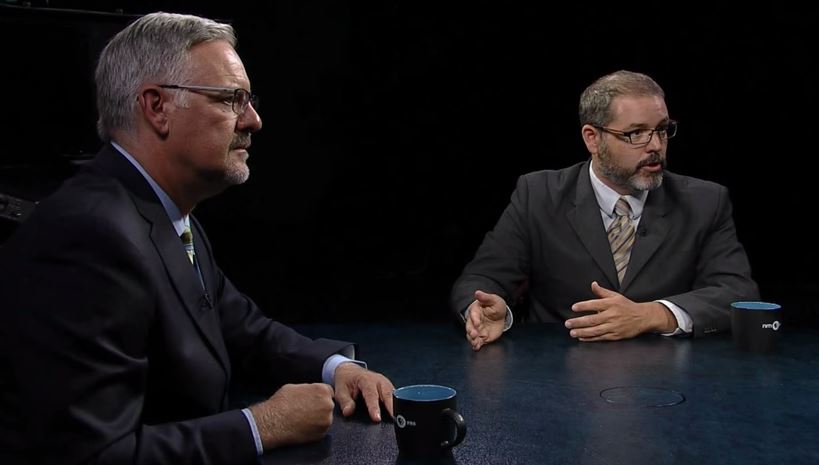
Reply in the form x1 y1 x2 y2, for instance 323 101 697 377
259 323 819 465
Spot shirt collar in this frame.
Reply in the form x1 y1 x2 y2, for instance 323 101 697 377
110 141 189 235
588 161 647 219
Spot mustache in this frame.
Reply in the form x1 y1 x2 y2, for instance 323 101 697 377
636 152 665 169
230 134 252 150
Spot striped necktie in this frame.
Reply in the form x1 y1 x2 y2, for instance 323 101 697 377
608 197 635 284
181 226 195 265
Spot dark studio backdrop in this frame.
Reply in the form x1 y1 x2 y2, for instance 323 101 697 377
1 1 816 326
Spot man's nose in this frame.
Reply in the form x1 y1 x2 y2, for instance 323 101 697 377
237 102 262 132
645 130 664 151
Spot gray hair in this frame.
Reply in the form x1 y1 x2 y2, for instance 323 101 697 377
95 12 236 140
578 70 665 127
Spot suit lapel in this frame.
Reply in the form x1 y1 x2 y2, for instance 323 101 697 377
567 163 619 288
620 185 670 290
92 145 230 373
149 219 230 372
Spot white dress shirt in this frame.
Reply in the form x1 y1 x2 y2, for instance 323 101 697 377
588 162 692 335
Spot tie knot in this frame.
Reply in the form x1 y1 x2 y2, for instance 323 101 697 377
181 226 195 265
180 227 193 246
614 197 632 218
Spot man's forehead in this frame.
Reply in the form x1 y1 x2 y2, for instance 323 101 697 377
609 95 668 126
187 40 249 83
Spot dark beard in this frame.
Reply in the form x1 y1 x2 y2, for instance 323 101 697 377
597 142 665 193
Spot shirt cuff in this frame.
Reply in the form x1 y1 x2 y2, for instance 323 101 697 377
462 302 514 331
322 354 367 385
656 299 693 336
241 408 264 456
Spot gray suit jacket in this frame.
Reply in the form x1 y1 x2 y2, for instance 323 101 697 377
451 161 758 337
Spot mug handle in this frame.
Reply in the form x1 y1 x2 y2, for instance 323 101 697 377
440 408 467 449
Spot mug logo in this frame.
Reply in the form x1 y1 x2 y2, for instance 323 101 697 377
761 321 781 331
396 415 406 428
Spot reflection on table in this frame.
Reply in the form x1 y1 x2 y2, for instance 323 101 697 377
258 323 819 465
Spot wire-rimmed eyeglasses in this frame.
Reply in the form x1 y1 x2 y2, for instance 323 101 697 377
593 120 678 146
159 84 259 115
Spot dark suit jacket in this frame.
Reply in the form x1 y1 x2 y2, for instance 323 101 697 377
0 144 351 465
451 161 759 337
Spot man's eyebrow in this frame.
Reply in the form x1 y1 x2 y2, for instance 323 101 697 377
623 118 671 130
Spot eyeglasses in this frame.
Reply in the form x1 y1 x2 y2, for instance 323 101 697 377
593 120 678 146
159 84 259 115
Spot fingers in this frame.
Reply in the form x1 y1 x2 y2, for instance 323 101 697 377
590 281 616 298
474 290 497 305
318 382 335 397
571 282 621 313
465 302 488 350
565 307 608 340
294 382 335 403
336 369 395 423
358 380 380 422
333 366 359 417
464 326 485 351
471 336 484 351
564 312 601 330
474 291 506 320
465 291 507 351
467 303 483 329
380 380 395 419
465 313 489 351
567 322 614 341
566 284 644 341
358 375 390 422
335 383 356 417
252 383 335 449
465 310 480 342
571 299 599 313
578 333 616 342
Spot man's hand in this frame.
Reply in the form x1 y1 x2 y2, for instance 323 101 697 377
334 362 394 422
465 290 508 351
249 383 335 450
565 281 677 341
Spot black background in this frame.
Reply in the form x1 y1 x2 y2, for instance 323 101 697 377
1 2 816 326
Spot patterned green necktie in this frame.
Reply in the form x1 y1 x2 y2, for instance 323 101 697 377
181 226 195 265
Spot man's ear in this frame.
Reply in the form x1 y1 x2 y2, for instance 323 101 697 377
581 124 600 155
137 87 170 137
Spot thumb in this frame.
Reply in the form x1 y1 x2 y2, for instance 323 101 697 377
591 281 616 298
474 290 498 306
335 384 356 417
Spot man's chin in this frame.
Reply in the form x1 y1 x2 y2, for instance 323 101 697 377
631 172 663 192
226 170 249 186
223 160 250 186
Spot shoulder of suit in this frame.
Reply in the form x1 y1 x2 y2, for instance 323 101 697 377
46 169 132 210
22 167 144 241
662 170 728 195
520 161 586 184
